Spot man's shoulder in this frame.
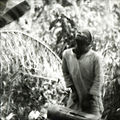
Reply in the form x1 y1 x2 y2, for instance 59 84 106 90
89 49 102 59
89 49 99 55
62 48 73 57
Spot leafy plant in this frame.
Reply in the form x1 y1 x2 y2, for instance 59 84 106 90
0 31 66 119
49 13 76 58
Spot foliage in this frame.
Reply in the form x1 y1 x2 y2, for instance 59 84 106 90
0 31 62 79
1 68 67 119
102 78 120 120
49 13 76 58
0 31 66 119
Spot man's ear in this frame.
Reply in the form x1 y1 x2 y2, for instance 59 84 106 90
113 65 120 78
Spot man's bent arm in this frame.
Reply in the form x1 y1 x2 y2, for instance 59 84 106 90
62 51 73 88
90 54 104 96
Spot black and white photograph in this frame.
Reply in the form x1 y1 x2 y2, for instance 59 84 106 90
0 0 120 120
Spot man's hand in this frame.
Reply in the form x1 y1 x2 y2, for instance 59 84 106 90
82 94 94 111
70 85 78 102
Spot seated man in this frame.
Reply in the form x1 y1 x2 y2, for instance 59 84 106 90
62 30 104 119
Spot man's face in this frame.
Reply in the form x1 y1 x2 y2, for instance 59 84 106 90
75 36 89 52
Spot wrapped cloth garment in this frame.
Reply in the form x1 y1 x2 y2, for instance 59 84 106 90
62 48 104 117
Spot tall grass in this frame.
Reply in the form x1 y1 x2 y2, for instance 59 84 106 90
0 30 66 119
0 30 63 80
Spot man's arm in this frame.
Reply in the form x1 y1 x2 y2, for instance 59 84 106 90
62 51 73 88
90 54 104 96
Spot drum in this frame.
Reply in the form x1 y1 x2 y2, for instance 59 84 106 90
47 105 98 120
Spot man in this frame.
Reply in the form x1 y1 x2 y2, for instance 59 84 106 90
62 30 104 118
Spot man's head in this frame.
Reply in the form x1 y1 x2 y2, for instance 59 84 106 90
74 30 92 53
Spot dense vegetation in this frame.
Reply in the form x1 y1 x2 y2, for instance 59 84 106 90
0 0 120 119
